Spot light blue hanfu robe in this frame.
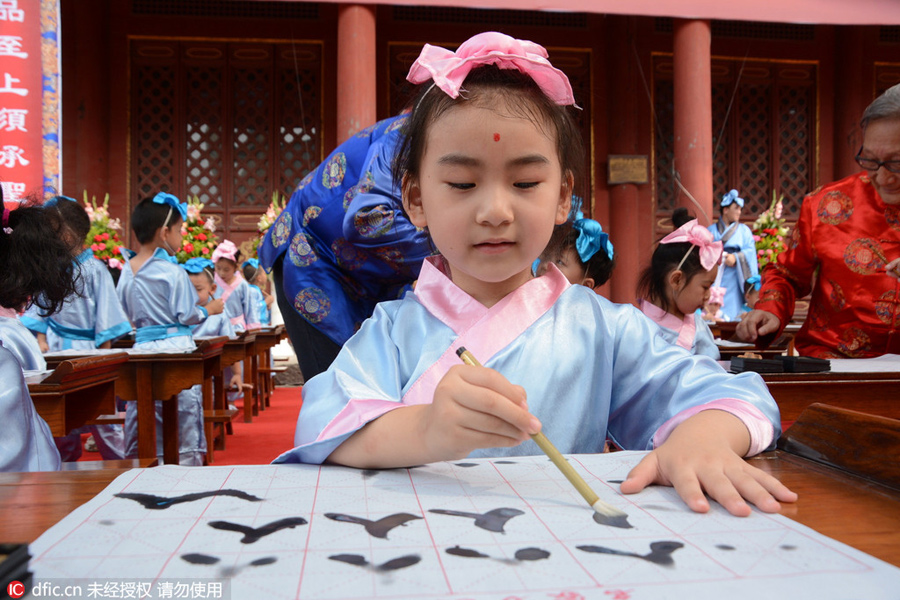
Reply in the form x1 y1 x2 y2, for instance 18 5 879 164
0 314 45 370
20 249 132 461
639 300 721 360
0 342 61 472
708 220 759 320
118 248 210 465
275 257 780 466
248 284 270 326
214 274 260 332
258 113 432 347
20 248 132 350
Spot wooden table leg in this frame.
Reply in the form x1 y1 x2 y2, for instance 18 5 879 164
202 376 214 464
161 394 179 465
251 352 260 416
135 362 158 461
243 357 253 423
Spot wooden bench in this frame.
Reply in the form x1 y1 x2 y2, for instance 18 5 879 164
203 408 240 456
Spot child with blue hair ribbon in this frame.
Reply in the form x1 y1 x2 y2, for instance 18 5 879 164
535 201 615 289
242 258 273 326
21 196 132 461
742 275 761 314
117 193 225 465
708 189 759 319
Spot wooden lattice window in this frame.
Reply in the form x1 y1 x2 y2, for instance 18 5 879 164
875 62 900 97
654 55 817 224
131 39 323 241
387 42 594 214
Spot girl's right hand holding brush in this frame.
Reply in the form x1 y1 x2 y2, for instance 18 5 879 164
422 364 541 460
326 363 540 469
204 297 225 316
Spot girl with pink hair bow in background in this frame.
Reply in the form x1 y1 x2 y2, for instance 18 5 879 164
212 239 261 332
637 206 724 358
276 31 796 519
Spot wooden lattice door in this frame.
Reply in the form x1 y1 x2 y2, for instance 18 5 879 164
131 38 323 244
654 55 817 225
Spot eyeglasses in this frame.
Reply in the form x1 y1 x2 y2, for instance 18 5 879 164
855 148 900 174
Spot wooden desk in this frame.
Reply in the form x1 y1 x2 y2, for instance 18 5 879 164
27 353 128 437
1 450 896 568
45 338 227 465
762 370 900 421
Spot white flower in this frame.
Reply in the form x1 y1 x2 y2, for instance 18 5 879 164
204 216 217 232
108 218 122 230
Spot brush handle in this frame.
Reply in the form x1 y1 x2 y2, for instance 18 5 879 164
456 346 616 514
530 431 599 506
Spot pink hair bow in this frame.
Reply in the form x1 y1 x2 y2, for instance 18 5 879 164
708 286 726 305
212 239 238 263
406 31 576 106
660 219 723 271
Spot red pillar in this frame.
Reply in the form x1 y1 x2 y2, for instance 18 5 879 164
607 16 642 304
336 4 376 144
673 19 713 225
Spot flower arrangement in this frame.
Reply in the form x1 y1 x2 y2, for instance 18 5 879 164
175 196 219 263
752 191 790 269
83 192 125 270
251 191 287 256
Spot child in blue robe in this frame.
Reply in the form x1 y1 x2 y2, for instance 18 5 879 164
534 201 615 290
708 189 759 319
21 197 132 460
212 239 260 331
638 207 722 359
242 258 272 326
275 32 797 518
117 193 225 465
1 196 80 471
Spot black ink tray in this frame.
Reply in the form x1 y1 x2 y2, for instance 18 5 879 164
0 543 31 594
730 357 784 373
780 356 830 373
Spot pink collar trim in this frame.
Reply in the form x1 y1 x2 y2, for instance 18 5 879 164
639 299 696 350
403 256 569 405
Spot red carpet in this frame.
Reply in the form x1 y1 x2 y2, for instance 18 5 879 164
211 385 304 465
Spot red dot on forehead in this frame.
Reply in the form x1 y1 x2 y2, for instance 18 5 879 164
493 132 500 142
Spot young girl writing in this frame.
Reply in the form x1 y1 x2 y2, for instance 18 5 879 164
242 258 273 326
275 32 796 517
637 208 723 359
534 202 615 289
213 240 260 331
1 196 78 471
117 193 225 465
20 196 132 460
184 257 245 391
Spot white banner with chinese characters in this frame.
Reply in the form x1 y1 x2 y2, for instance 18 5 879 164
0 0 60 207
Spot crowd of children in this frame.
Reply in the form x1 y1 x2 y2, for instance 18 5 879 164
3 30 796 520
1 187 273 470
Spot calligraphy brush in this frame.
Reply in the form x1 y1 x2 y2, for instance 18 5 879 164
455 347 631 529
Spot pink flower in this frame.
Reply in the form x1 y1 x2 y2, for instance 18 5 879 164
201 247 210 255
108 258 122 269
91 243 100 252
98 242 106 250
101 232 110 241
774 201 783 219
184 242 194 253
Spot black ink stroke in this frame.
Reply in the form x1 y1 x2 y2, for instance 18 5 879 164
181 553 220 565
208 517 308 543
324 513 422 539
444 545 550 563
577 541 684 567
114 490 263 510
428 508 525 533
329 553 421 572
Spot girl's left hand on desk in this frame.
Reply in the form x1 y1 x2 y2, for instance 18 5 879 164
619 412 797 516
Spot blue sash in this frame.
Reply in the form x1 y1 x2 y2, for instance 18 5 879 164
135 323 192 344
47 319 95 341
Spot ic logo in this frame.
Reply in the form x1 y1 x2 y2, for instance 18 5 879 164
6 580 25 599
